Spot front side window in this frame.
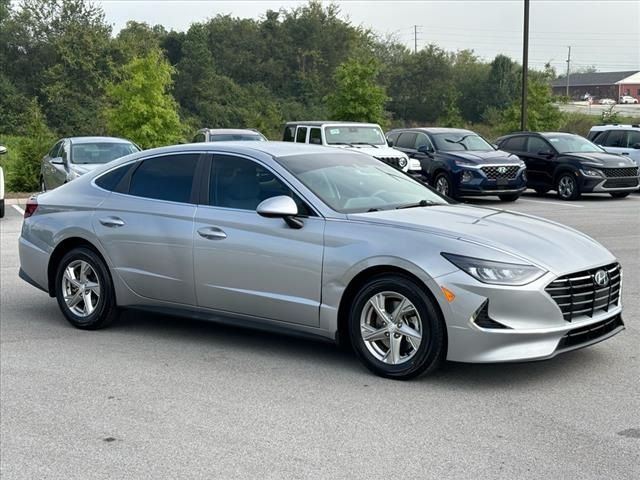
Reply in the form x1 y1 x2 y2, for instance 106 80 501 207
323 125 386 146
414 133 433 150
432 133 493 152
193 133 206 142
210 155 309 214
309 128 322 145
396 132 417 149
526 136 551 154
49 141 63 158
276 152 447 214
295 127 308 143
602 130 625 147
128 154 199 203
283 126 295 142
71 142 139 165
544 134 604 154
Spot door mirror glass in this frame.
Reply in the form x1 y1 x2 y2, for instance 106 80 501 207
0 145 7 155
50 157 65 165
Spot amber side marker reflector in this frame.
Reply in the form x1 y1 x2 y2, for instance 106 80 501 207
441 287 456 303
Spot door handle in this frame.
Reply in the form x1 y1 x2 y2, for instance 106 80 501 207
198 227 227 240
99 217 126 228
621 152 629 155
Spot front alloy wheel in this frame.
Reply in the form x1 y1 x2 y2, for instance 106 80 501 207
557 173 580 200
434 173 453 197
349 274 446 379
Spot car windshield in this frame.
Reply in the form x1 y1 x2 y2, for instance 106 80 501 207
210 134 266 142
544 134 604 154
432 133 494 152
276 152 447 214
71 142 139 164
324 126 386 146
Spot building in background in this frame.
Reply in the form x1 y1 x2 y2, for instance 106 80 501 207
551 71 640 101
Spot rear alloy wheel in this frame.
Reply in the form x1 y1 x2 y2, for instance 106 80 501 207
434 172 453 198
556 173 580 200
610 192 630 198
55 247 118 330
348 274 446 379
498 193 520 202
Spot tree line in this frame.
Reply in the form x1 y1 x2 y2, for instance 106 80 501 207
1 0 568 191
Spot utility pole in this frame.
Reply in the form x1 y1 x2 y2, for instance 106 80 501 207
565 46 571 97
413 25 421 54
521 0 529 131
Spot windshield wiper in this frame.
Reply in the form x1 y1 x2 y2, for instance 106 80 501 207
330 142 355 147
351 142 379 148
395 199 439 209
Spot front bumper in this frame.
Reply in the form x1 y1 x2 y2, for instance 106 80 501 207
436 268 624 363
455 166 527 196
580 175 640 193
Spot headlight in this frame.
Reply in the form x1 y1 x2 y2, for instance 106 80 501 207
581 168 603 177
455 159 476 167
398 157 408 168
441 253 546 285
408 158 422 171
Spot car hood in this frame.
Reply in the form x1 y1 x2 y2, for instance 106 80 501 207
564 152 636 167
438 150 521 165
349 204 614 275
69 163 105 175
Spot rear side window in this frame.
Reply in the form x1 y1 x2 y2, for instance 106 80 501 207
396 132 417 149
128 154 199 203
501 136 526 151
387 132 400 144
283 126 295 142
95 164 132 191
295 127 308 143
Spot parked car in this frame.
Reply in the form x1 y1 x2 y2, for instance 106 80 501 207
0 144 6 218
496 132 639 200
40 137 140 191
18 142 625 379
387 127 527 201
282 121 420 174
193 128 267 142
619 95 639 104
598 98 616 105
588 124 640 167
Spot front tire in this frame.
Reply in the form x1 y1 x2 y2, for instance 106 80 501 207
556 173 580 200
433 172 454 199
498 193 520 202
54 247 118 330
610 192 630 198
348 274 446 379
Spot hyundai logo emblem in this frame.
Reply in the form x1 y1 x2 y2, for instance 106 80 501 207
497 166 507 174
594 269 609 287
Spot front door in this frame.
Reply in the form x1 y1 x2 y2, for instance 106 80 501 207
523 136 555 188
193 154 324 327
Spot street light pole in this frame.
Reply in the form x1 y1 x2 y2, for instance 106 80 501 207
521 0 530 131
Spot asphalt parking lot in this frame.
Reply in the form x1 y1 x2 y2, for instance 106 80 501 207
1 193 639 479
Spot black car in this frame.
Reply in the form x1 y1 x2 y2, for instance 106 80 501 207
387 128 527 201
496 132 640 200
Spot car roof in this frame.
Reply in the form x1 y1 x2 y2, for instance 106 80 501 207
388 127 475 135
589 124 640 131
284 121 381 127
200 128 263 135
67 136 134 144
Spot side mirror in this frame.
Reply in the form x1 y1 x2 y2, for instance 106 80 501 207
50 157 64 165
387 139 394 147
417 145 433 154
0 145 7 155
632 143 640 149
257 195 303 229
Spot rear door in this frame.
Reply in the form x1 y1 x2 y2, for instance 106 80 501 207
193 153 324 327
93 152 204 305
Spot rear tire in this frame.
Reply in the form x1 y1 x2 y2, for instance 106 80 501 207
556 173 580 200
54 247 118 330
0 199 4 218
348 274 446 379
610 192 630 198
498 193 520 202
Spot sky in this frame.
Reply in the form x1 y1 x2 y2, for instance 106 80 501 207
96 0 639 73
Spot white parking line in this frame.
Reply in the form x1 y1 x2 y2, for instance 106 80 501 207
12 204 25 216
518 199 584 208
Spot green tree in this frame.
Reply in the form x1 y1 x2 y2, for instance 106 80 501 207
104 49 184 148
499 78 565 132
325 58 387 124
7 99 56 191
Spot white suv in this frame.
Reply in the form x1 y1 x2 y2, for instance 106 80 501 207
588 124 640 166
282 122 420 174
619 95 639 104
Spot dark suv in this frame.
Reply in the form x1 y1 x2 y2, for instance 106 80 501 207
496 132 639 200
387 128 526 201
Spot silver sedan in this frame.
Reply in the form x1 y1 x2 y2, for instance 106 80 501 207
19 142 624 379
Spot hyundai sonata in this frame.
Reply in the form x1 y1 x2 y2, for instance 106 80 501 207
19 142 624 379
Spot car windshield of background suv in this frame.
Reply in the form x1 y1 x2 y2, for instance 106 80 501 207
323 126 386 146
545 135 604 154
432 133 493 152
71 143 139 164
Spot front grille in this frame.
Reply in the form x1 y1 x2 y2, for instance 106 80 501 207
558 314 624 349
481 165 519 179
602 167 638 178
603 177 639 188
545 263 621 322
374 156 402 169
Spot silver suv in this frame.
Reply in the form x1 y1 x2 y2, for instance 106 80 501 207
193 128 267 142
588 124 640 166
282 121 420 174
